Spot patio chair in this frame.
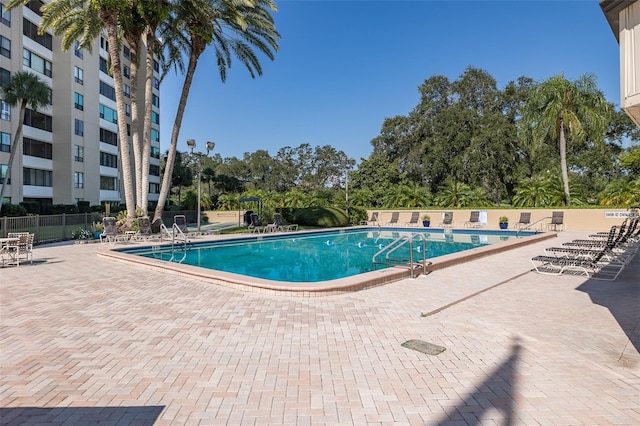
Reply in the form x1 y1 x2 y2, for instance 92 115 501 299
249 213 265 233
531 240 627 281
361 212 379 225
546 211 565 231
405 212 420 227
6 232 33 264
515 212 531 230
135 216 155 241
439 212 454 228
464 211 482 228
273 213 298 232
173 215 189 234
385 212 400 226
100 217 124 244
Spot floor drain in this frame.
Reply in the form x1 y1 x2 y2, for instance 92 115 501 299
401 339 446 355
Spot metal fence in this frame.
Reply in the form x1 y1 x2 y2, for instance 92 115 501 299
0 210 197 245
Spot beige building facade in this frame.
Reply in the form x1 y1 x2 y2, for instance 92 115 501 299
602 0 640 126
0 0 161 213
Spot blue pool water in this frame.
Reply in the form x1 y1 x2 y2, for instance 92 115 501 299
121 228 535 283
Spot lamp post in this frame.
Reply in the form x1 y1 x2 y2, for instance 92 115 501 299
186 139 215 232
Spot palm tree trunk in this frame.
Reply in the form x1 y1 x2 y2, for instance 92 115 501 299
102 11 136 218
559 120 571 206
141 30 155 216
153 38 205 222
129 39 143 212
0 102 26 213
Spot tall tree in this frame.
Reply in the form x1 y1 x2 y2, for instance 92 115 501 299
523 73 610 205
152 0 280 223
0 72 51 213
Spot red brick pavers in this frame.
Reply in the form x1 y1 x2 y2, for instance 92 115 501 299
1 232 639 425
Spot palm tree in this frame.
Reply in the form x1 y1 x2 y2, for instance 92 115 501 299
434 180 474 208
8 0 138 217
0 72 51 213
152 0 280 223
523 74 610 205
512 175 559 207
598 178 640 206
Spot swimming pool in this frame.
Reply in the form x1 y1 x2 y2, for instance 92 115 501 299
99 227 553 296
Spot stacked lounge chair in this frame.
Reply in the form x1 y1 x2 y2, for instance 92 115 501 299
530 217 639 281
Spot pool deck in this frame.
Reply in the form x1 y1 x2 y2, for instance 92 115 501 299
1 230 639 425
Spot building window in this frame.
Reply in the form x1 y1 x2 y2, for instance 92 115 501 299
1 132 10 153
74 172 84 188
0 164 11 184
99 80 116 101
152 94 159 107
1 3 11 26
151 111 160 124
74 92 83 111
151 146 160 159
74 119 84 136
74 66 83 84
99 57 110 75
1 101 10 120
0 36 10 58
74 145 84 162
123 45 130 60
125 103 131 117
149 183 160 194
123 83 130 98
23 18 52 50
0 67 9 87
23 48 52 77
153 77 160 90
23 137 52 159
153 59 159 73
149 164 160 176
123 64 130 78
100 128 118 146
74 40 83 58
24 109 52 132
100 151 118 168
100 176 117 190
100 36 108 52
26 0 44 17
0 164 9 185
151 129 160 143
23 167 52 187
99 104 117 124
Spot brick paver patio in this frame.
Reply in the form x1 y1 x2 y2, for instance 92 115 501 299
1 231 638 425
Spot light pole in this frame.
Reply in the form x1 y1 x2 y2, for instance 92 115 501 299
186 139 215 232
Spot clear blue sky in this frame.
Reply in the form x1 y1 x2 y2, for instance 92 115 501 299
159 0 620 164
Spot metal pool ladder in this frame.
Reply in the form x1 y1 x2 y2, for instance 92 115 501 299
372 232 428 278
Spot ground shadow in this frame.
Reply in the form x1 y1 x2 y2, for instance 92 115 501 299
438 338 521 425
0 405 164 425
576 257 640 355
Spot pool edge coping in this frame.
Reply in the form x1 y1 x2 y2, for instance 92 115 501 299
96 229 557 297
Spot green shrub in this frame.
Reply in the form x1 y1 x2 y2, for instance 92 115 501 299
1 204 28 217
348 206 367 225
50 204 79 214
77 201 91 213
293 207 348 227
19 201 40 215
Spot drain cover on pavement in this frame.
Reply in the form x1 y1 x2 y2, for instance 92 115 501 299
401 339 446 355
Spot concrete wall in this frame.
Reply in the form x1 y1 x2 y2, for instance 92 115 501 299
204 208 635 232
369 209 634 232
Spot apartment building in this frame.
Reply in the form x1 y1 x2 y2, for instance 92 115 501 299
601 0 640 128
0 0 161 214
